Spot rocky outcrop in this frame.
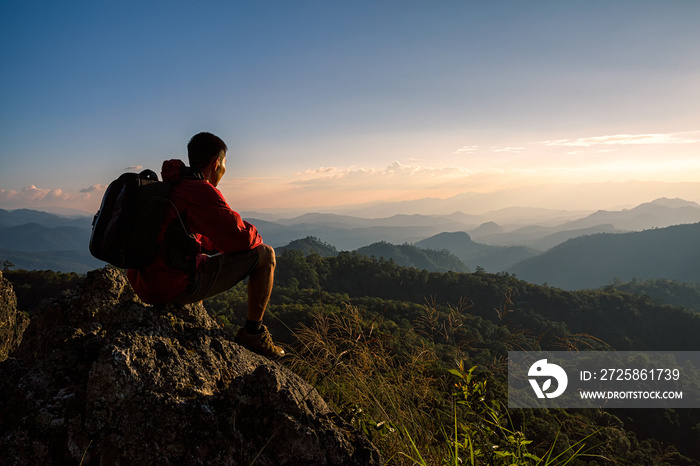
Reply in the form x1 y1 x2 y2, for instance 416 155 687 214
0 271 28 361
0 267 381 465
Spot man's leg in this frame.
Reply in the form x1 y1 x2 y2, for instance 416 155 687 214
174 249 259 304
246 243 275 322
235 244 285 358
173 244 284 358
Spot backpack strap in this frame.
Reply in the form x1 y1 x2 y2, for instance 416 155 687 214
176 165 204 181
160 165 203 272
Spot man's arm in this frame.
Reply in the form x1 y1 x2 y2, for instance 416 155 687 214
182 182 263 252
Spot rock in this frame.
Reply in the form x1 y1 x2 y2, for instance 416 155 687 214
0 267 381 465
0 271 29 361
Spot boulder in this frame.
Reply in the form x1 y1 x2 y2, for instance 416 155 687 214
0 267 381 465
0 271 28 361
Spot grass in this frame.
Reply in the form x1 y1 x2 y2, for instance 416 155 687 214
285 303 600 465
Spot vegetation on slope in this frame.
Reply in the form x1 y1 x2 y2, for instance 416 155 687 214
6 251 700 464
357 241 470 273
509 222 700 289
607 278 700 313
206 250 700 465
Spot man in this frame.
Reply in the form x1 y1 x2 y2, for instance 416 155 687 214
127 132 284 358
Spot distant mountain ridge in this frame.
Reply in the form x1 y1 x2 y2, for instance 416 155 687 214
2 199 700 278
0 210 103 272
251 197 700 251
333 181 700 217
473 224 621 249
277 236 339 257
356 241 469 273
0 209 92 229
508 222 700 290
557 198 700 231
276 236 469 273
0 223 90 251
470 198 700 247
414 231 537 272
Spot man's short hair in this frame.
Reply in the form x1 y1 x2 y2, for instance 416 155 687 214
187 132 228 170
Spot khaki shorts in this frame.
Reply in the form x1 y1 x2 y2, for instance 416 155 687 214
174 249 259 305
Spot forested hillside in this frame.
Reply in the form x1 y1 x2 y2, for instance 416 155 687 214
356 241 469 273
3 207 699 283
609 278 700 313
0 223 90 251
207 251 700 464
5 252 700 464
509 222 700 289
275 236 471 273
416 231 537 271
0 210 103 273
276 236 339 257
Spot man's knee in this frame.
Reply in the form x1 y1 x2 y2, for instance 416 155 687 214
256 244 276 269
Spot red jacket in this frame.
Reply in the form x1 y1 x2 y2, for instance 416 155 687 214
127 159 263 304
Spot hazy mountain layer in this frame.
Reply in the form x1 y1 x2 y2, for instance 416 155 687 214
508 222 700 290
2 199 700 281
415 231 538 272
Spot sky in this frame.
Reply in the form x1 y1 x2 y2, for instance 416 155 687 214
1 0 699 216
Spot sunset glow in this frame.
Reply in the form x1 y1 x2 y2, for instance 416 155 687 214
1 1 699 216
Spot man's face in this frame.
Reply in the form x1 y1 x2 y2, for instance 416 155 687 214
212 151 226 187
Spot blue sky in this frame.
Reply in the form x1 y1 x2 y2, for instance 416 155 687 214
1 1 699 214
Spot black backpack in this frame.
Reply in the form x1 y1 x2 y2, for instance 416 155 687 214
89 169 197 270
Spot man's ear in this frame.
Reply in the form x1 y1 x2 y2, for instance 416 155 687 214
200 156 218 184
208 156 220 172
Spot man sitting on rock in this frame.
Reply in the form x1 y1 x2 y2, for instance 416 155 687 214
127 132 284 358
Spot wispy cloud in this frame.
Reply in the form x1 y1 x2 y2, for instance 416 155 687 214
218 154 700 211
220 162 478 210
125 165 144 171
542 132 698 147
293 162 470 188
455 145 479 154
493 147 526 153
456 144 527 154
80 184 106 193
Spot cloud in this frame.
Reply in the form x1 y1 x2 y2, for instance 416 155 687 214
220 162 479 211
293 162 470 188
0 184 106 213
455 145 479 154
0 185 65 203
220 153 700 211
125 165 144 171
300 166 344 177
457 144 527 154
80 184 106 193
542 133 698 147
493 147 525 153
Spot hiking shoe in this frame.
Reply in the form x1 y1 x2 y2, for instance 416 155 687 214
234 325 285 359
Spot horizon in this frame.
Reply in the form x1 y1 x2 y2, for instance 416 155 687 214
3 186 700 224
2 2 700 215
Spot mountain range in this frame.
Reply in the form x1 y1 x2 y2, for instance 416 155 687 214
328 181 700 217
508 222 700 290
244 197 700 250
1 198 699 290
414 232 537 272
